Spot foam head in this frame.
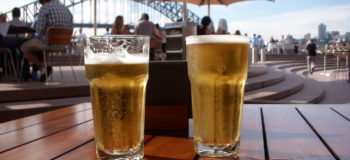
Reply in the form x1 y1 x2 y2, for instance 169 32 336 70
84 35 150 64
186 35 250 45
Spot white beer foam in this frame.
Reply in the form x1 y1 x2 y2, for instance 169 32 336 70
186 35 250 45
85 52 148 64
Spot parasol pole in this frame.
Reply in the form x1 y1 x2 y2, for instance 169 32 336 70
208 0 210 17
94 0 97 35
183 0 188 22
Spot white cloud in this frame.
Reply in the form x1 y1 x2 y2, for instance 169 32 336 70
228 4 350 40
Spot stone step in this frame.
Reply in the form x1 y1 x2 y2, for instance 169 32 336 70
0 82 90 103
276 79 325 104
248 64 268 78
277 63 306 69
267 59 348 65
267 61 347 72
244 72 305 101
266 63 326 104
0 63 268 104
0 96 91 123
245 68 286 91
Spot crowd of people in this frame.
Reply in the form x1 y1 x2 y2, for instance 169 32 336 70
0 0 170 82
195 16 296 55
0 0 165 82
0 0 323 82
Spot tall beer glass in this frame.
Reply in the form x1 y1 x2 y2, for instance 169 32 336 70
84 35 149 160
186 35 249 158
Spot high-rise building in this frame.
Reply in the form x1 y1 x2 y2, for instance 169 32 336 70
330 31 340 40
318 23 327 41
345 32 350 42
304 33 311 41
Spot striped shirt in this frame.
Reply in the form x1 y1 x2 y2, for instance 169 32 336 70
36 0 73 42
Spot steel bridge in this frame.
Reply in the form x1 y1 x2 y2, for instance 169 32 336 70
4 0 201 28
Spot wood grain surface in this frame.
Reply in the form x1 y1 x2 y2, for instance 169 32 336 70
0 103 90 135
263 107 334 160
298 107 350 160
1 104 349 160
239 106 265 160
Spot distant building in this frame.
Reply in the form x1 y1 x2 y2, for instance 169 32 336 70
304 33 311 41
345 32 350 42
318 23 327 41
330 31 340 40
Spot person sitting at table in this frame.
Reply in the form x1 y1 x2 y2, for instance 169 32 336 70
111 15 124 34
135 13 160 38
134 13 161 61
122 25 131 34
20 0 73 82
8 7 27 38
197 16 212 35
0 13 30 81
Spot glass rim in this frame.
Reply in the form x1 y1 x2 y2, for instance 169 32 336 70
186 35 250 45
89 35 150 40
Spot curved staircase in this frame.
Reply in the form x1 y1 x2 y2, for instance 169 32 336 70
245 54 348 104
244 63 325 104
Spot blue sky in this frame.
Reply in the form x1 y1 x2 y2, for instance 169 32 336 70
188 0 350 40
1 0 349 40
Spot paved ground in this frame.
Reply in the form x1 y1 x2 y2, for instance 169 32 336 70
0 66 88 92
307 69 350 104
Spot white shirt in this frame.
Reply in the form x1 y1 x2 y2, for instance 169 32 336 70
77 33 86 40
0 22 10 37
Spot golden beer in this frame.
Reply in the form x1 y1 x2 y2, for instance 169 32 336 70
86 63 148 156
84 35 150 160
186 35 249 157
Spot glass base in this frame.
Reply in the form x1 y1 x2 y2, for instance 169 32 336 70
96 143 143 160
195 141 240 158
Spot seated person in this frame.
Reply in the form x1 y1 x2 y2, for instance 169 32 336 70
0 13 30 80
135 13 160 38
8 7 27 38
197 16 212 35
122 25 131 34
134 13 161 60
20 0 73 82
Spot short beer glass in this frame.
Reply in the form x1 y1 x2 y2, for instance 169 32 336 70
84 35 149 160
186 35 249 158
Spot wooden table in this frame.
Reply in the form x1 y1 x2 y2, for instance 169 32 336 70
7 26 36 35
0 103 349 160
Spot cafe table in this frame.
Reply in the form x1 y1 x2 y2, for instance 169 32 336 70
0 103 349 160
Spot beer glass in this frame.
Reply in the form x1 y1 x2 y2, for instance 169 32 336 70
186 35 249 158
84 35 149 160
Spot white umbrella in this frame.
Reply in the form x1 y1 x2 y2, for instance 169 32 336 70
151 0 274 21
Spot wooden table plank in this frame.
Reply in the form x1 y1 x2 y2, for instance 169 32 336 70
298 107 350 160
0 121 95 160
331 105 350 121
263 107 334 160
144 135 196 160
0 103 91 135
239 105 265 160
56 135 154 160
0 109 92 153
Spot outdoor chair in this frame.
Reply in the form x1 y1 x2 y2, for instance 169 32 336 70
42 27 76 84
150 37 165 61
0 48 17 80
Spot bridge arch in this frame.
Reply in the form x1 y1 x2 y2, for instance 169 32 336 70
4 0 201 28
